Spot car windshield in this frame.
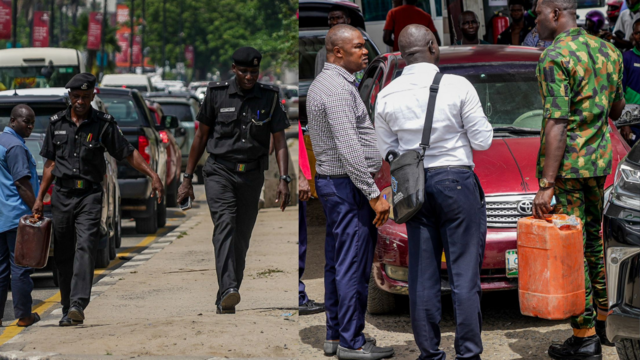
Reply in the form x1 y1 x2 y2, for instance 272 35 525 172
158 103 195 122
24 139 45 174
0 105 68 133
283 88 298 98
99 94 147 126
0 66 80 89
394 62 542 131
299 33 379 82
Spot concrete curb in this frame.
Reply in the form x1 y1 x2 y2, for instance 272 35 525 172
0 352 295 360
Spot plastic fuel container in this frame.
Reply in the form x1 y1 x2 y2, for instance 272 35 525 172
15 215 52 269
517 214 585 320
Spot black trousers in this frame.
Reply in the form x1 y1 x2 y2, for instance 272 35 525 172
51 186 102 312
203 158 264 304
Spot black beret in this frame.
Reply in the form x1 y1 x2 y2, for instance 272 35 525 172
65 73 96 90
232 47 262 67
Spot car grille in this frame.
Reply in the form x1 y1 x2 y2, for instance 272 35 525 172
486 195 535 228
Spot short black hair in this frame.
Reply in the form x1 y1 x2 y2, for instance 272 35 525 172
509 0 526 8
328 6 350 18
539 0 577 11
406 0 420 4
459 11 480 25
633 18 640 30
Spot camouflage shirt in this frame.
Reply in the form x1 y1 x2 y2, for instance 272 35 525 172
536 27 623 179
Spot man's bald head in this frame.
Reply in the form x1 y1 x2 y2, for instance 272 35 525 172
398 24 439 66
325 24 361 52
324 24 369 74
10 104 34 120
9 104 35 139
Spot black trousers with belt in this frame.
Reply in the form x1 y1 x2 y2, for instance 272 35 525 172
51 185 103 312
203 157 264 304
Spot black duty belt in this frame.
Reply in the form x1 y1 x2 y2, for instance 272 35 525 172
427 165 473 172
56 178 98 190
211 156 260 172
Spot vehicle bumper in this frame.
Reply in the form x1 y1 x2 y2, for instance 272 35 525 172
603 202 640 342
373 221 518 294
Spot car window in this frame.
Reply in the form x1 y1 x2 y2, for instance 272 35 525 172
359 64 383 121
159 103 195 122
393 62 542 130
0 105 68 133
99 94 148 126
24 139 45 174
0 66 80 89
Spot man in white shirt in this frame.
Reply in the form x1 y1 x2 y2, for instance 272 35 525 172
375 24 493 360
606 0 640 48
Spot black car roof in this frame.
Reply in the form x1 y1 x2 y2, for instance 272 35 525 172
299 0 366 30
0 95 68 106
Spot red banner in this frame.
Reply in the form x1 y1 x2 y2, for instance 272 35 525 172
32 11 50 47
0 0 11 40
116 4 129 24
115 26 143 68
184 45 194 68
87 12 103 50
132 33 142 66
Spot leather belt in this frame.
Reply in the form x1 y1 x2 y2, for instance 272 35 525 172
316 173 349 179
427 165 472 172
211 156 260 172
56 178 98 190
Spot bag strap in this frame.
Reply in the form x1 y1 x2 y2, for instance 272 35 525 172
419 72 443 152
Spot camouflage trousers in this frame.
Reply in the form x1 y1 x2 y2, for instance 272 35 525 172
553 176 607 330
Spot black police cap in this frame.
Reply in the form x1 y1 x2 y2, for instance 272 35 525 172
232 47 262 67
65 73 97 90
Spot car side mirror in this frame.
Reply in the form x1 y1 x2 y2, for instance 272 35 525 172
162 115 179 129
616 104 640 127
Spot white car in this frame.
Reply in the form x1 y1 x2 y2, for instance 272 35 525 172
100 74 155 92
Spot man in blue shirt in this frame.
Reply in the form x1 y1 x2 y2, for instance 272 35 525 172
0 104 40 327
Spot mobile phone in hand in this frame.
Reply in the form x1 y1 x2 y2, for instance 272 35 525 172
179 197 192 211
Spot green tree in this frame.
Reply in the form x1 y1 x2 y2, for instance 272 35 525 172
62 12 121 74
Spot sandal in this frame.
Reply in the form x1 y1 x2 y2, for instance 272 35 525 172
17 313 40 327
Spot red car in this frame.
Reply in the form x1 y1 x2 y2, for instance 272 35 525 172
363 46 632 314
146 100 182 208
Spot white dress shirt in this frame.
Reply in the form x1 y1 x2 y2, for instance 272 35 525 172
613 9 640 40
375 62 493 169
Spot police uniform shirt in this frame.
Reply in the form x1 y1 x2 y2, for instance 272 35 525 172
40 107 136 184
196 80 290 163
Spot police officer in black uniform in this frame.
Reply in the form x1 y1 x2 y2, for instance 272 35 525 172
177 47 291 314
33 73 164 326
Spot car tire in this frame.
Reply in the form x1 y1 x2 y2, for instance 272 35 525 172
157 196 167 228
95 241 111 269
114 207 122 249
108 226 116 260
166 175 179 208
196 165 204 185
367 270 396 315
615 339 640 359
135 200 158 234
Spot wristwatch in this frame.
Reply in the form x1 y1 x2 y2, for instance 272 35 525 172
280 175 292 184
183 173 194 180
539 178 555 189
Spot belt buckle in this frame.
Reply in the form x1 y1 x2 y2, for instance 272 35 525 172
75 180 85 189
236 163 247 172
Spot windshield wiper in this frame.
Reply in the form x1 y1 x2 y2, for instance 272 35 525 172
493 126 540 134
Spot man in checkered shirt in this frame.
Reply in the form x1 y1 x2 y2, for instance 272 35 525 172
307 24 393 360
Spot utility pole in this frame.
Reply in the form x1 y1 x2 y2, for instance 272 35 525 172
141 0 145 68
179 0 183 81
11 0 16 47
129 0 134 73
100 0 107 75
50 0 54 46
162 0 166 80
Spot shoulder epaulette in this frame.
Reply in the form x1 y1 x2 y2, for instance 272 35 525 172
258 83 279 92
96 111 115 123
50 110 66 123
208 81 231 88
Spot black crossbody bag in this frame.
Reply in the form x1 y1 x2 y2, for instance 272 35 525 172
387 73 443 224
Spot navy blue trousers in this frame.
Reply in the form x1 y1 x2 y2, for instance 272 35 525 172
406 168 486 360
299 200 309 306
0 229 34 320
316 175 376 350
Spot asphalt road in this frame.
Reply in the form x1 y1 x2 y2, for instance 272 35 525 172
0 185 204 325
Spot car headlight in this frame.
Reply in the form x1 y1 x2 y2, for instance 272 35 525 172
610 162 640 210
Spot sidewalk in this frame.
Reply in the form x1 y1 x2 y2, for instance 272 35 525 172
0 191 298 359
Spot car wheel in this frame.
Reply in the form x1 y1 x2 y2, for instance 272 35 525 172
114 207 122 249
95 241 111 269
135 200 158 234
157 195 167 228
196 165 204 185
166 175 179 207
367 269 396 315
615 339 640 359
108 226 116 260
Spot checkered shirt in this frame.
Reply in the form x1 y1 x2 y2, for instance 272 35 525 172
307 62 382 200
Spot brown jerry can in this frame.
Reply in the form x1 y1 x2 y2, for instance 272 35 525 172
15 215 52 269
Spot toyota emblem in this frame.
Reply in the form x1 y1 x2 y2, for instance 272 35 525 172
517 200 533 215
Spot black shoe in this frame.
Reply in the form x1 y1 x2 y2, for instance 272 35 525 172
548 335 602 360
325 337 377 356
217 288 240 314
59 314 82 327
68 306 85 323
337 341 394 360
595 320 614 347
299 299 325 316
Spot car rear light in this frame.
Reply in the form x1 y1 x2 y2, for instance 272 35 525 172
138 135 150 163
281 99 286 105
195 120 199 131
43 185 53 206
122 85 127 89
159 130 169 144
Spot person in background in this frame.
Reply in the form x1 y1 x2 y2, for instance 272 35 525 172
497 0 535 44
298 122 324 316
455 11 490 44
383 0 441 51
621 18 640 146
523 0 555 47
605 0 640 49
0 105 40 328
533 0 625 357
585 10 609 38
607 0 624 32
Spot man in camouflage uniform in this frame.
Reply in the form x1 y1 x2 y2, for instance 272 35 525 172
532 0 626 358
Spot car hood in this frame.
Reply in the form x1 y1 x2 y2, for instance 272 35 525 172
473 137 540 195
